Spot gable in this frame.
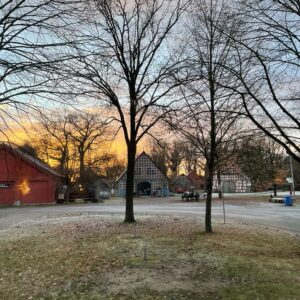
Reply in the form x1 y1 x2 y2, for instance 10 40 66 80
0 143 64 179
172 175 192 186
135 152 165 177
117 152 168 183
0 148 49 181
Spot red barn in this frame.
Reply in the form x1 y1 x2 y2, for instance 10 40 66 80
187 170 206 191
0 143 64 205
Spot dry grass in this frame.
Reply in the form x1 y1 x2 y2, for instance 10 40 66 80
0 215 299 299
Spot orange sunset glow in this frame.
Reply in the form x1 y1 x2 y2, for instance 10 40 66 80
18 179 31 196
1 120 151 166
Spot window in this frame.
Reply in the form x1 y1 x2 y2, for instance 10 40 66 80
135 167 142 175
0 183 10 188
147 168 155 175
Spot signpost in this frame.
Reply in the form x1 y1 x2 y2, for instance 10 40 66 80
218 183 226 224
290 155 296 198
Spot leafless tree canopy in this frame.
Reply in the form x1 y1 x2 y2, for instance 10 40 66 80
226 0 300 161
1 0 300 228
0 0 79 134
60 0 191 221
64 0 190 141
37 111 110 183
166 0 248 232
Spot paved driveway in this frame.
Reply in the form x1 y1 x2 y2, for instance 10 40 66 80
1 196 300 233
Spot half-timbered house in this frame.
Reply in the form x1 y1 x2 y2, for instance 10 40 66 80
213 166 251 193
115 152 169 197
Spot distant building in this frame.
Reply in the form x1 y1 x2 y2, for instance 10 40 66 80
213 166 251 193
0 142 65 205
115 152 169 197
170 174 192 193
91 176 111 199
187 170 205 191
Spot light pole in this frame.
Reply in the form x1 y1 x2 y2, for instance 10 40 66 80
289 154 296 199
218 182 225 224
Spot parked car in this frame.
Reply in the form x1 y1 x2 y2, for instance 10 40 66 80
175 187 186 194
181 191 200 201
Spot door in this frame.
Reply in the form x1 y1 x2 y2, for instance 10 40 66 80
137 181 151 196
21 180 51 204
223 181 236 193
0 182 15 205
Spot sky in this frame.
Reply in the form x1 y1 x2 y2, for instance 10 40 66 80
0 117 152 164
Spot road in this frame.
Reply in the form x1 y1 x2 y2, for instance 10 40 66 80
0 197 300 233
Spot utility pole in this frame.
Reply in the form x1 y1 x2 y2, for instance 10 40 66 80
289 155 296 199
219 183 225 224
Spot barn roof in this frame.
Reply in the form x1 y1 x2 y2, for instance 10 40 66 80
171 174 192 185
187 170 205 181
94 176 111 188
115 151 168 183
0 142 65 178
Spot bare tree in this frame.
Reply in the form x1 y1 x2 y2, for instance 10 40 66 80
37 111 110 187
149 137 201 177
182 145 200 174
18 142 39 159
225 0 300 162
0 0 77 134
149 139 169 176
236 136 287 195
167 0 246 232
66 112 110 186
103 154 126 182
167 141 186 177
63 0 191 222
38 113 73 181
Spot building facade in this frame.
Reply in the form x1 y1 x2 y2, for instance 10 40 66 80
170 174 192 193
115 152 169 197
213 167 251 193
0 143 64 205
187 170 206 191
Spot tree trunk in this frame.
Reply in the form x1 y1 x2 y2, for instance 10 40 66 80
77 144 85 186
205 162 214 233
273 183 277 196
79 153 85 180
125 141 136 222
205 45 216 232
205 12 217 233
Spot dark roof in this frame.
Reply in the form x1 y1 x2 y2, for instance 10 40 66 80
0 142 65 178
116 151 168 182
187 170 205 181
95 176 111 187
171 174 192 185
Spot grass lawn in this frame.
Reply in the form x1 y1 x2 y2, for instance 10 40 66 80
0 215 299 300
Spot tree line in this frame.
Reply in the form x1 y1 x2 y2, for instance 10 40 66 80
150 135 289 194
19 111 126 198
1 0 300 232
